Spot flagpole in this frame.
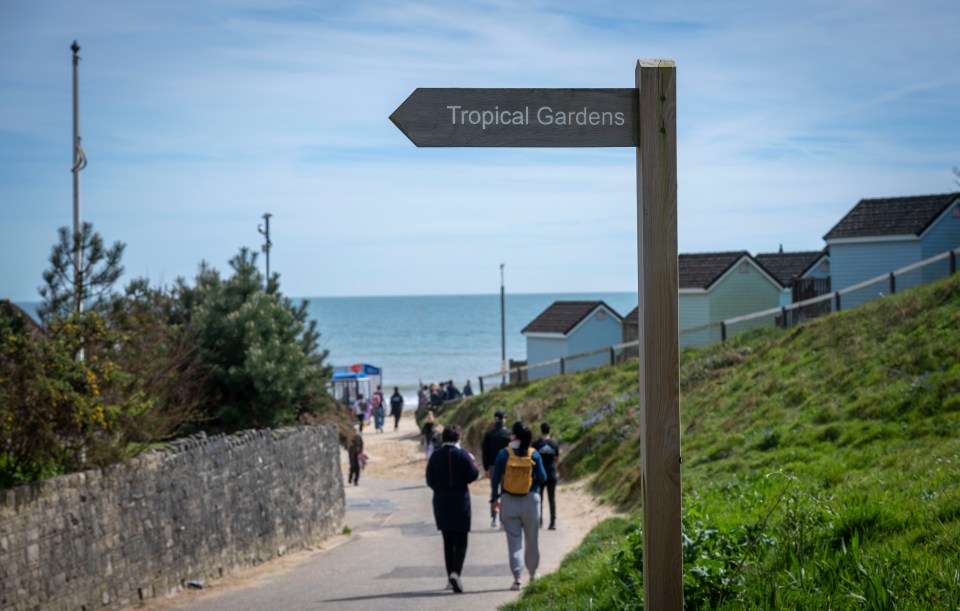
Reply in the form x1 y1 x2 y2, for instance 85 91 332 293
71 40 83 316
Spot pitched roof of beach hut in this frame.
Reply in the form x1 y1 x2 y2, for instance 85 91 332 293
823 192 960 241
679 251 782 291
754 249 827 287
521 300 622 336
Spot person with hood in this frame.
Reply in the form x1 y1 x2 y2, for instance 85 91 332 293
426 424 479 593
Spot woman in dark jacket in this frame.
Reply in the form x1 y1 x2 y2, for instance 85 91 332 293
426 424 479 593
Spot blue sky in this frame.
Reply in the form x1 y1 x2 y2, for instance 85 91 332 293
2 0 959 301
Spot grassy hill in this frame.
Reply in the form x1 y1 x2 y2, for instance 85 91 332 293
440 272 960 609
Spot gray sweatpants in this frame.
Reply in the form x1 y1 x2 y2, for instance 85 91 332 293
500 492 541 579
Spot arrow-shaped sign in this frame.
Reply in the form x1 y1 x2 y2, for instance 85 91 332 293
390 88 638 147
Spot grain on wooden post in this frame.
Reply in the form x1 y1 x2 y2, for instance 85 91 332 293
636 58 682 611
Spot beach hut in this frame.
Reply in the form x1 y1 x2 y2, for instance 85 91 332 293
754 248 831 308
522 300 623 381
678 251 784 347
824 192 960 308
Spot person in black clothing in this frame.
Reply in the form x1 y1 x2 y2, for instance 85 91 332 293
430 384 445 409
445 380 462 401
481 410 511 527
532 422 560 529
389 386 404 431
347 434 364 486
426 425 479 593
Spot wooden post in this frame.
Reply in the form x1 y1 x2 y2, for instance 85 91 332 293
835 291 841 313
780 306 788 328
720 321 727 342
889 272 896 295
610 347 616 366
479 377 484 394
559 357 565 376
951 250 957 275
636 59 682 610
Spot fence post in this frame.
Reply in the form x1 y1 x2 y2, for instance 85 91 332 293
560 358 565 375
720 321 726 342
780 306 787 328
610 347 616 365
889 271 896 295
834 291 841 313
951 249 957 275
479 377 484 394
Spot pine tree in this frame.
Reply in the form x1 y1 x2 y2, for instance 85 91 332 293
186 248 331 430
37 223 125 324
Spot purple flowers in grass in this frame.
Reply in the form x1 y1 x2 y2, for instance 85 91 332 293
582 392 638 428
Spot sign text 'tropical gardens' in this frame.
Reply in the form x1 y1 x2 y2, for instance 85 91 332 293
390 88 638 147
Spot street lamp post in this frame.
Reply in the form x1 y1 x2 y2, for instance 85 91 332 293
500 263 506 386
258 212 273 284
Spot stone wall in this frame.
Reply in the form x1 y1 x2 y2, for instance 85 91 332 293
0 425 344 610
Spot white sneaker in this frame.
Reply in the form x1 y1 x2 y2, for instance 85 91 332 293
491 516 498 528
449 572 463 593
510 580 522 591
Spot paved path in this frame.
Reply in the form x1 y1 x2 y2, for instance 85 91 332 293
152 426 605 611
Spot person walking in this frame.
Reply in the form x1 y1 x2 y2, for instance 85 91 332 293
462 379 474 397
422 411 435 457
532 422 560 530
389 386 405 431
426 425 479 593
354 393 368 433
371 385 386 433
481 410 512 527
347 433 364 486
490 422 548 591
417 385 430 417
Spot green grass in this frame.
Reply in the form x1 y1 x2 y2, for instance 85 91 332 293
443 273 960 609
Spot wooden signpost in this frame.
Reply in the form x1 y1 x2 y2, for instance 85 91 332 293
391 60 681 610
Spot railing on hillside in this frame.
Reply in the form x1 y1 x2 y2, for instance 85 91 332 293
720 245 959 341
477 341 636 393
477 246 959 393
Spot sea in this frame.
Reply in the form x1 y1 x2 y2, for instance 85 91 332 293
15 292 638 407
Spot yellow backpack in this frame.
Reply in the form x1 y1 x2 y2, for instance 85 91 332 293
502 447 534 495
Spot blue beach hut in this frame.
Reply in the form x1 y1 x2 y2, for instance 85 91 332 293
824 192 960 308
522 301 623 381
